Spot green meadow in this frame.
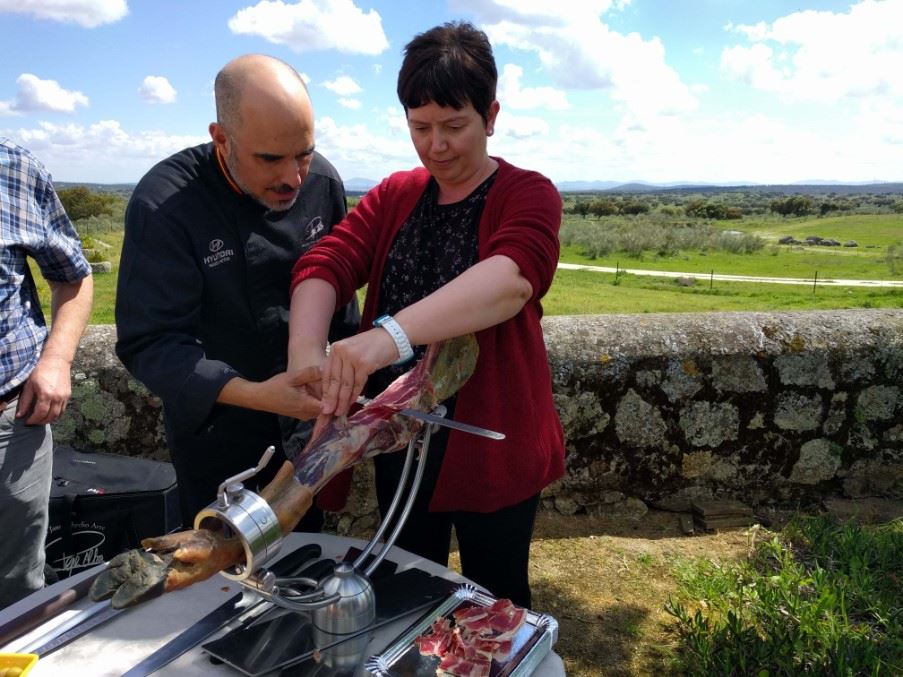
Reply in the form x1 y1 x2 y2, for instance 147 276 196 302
553 209 902 313
29 190 903 323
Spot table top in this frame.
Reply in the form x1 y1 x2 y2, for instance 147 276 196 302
1 533 564 676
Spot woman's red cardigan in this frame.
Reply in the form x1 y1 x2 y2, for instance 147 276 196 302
291 158 565 513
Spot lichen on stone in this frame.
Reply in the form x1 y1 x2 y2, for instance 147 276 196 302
775 351 835 389
615 389 667 448
854 385 899 422
712 355 767 393
789 438 843 484
774 392 823 431
680 401 739 447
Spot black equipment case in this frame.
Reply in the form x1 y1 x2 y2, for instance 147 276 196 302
45 446 180 580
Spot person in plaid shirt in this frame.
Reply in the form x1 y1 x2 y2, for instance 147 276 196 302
0 138 93 609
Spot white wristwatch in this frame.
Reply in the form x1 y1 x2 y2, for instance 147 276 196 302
373 314 415 365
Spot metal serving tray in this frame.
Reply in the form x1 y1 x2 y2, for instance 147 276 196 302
365 585 558 677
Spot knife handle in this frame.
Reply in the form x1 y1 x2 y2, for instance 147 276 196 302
269 543 322 577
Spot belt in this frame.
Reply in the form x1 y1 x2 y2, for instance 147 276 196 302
0 383 24 410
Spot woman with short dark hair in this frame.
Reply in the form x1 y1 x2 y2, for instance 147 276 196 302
289 21 564 608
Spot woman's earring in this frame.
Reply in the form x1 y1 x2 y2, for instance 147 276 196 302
487 127 494 136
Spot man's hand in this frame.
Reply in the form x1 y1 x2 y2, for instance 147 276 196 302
17 355 73 425
219 365 323 420
268 365 323 420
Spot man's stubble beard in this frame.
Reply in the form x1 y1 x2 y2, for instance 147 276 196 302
224 144 297 213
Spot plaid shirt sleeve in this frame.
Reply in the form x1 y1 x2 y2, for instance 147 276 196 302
31 165 93 283
0 139 91 392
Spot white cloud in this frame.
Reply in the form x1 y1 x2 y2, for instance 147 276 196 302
1 74 89 114
0 0 127 27
452 0 697 119
722 0 903 101
381 106 409 136
314 115 418 179
721 43 785 90
338 97 361 110
496 111 550 139
138 76 177 104
228 0 389 55
451 0 615 26
322 75 362 96
498 64 568 111
1 119 207 182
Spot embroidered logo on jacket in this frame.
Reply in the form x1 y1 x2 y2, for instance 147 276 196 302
301 216 326 246
203 238 235 268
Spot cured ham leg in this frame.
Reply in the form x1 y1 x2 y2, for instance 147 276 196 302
91 335 478 609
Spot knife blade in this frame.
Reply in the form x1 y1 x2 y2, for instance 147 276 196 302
120 541 323 677
15 599 121 656
356 397 505 440
0 564 106 649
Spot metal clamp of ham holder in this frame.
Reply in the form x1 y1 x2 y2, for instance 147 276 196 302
194 446 284 581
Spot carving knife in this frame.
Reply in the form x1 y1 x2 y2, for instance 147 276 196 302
14 598 121 656
0 565 106 649
120 541 323 676
356 397 505 440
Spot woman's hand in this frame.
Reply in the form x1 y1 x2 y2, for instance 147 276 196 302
320 328 399 416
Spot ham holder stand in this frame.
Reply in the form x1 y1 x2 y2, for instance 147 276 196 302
194 404 504 673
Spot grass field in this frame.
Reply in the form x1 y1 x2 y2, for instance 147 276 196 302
546 268 901 314
560 213 902 280
28 212 903 324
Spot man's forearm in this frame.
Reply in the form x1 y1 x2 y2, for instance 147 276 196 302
217 368 322 421
45 276 94 364
217 376 260 409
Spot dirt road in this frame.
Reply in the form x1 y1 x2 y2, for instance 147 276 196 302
558 262 903 288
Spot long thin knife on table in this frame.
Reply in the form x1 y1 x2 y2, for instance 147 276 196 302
356 397 505 440
16 599 124 657
120 541 323 677
0 564 106 649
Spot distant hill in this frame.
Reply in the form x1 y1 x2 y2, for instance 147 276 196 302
344 177 378 193
555 180 623 192
558 181 903 196
56 181 135 196
53 178 903 198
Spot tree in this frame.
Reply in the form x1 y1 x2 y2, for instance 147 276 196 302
57 186 117 221
588 198 618 217
568 200 591 218
769 195 812 217
620 200 650 215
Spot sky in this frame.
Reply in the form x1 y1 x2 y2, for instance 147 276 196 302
1 0 902 186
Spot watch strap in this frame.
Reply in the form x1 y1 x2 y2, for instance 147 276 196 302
373 314 414 365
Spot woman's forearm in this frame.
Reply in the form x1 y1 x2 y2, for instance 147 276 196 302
394 255 532 346
288 278 339 369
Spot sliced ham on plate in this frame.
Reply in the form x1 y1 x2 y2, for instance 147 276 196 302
417 598 529 677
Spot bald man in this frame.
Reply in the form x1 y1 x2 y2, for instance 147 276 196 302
116 55 359 529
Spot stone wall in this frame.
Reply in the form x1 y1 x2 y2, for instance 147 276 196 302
542 309 903 518
56 311 903 527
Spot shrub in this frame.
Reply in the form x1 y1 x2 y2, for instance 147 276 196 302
666 516 903 676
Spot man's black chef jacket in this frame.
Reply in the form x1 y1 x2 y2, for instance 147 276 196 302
115 142 359 523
